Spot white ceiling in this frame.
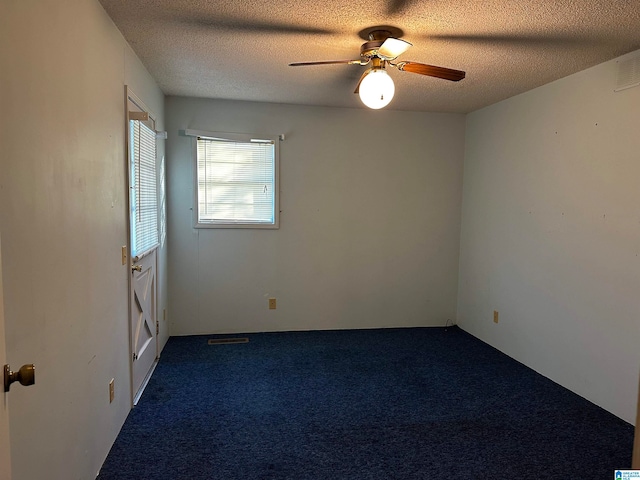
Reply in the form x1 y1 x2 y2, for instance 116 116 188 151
98 0 640 113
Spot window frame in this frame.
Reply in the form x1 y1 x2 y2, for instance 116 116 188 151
129 118 159 256
189 130 280 229
127 90 160 259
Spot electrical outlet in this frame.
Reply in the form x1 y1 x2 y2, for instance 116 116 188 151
493 310 499 324
269 298 277 310
109 379 115 403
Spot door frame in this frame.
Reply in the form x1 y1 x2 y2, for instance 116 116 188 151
125 86 160 405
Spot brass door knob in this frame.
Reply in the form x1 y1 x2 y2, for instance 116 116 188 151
132 265 142 272
3 364 35 392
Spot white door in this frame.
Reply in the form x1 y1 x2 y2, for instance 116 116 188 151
634 371 640 468
127 89 159 403
0 237 13 480
130 250 157 401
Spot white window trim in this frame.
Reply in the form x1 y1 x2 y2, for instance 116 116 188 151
129 119 159 256
127 88 161 257
186 129 280 229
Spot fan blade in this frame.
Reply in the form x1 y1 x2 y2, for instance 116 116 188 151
378 38 412 60
289 60 362 67
353 70 372 94
387 0 413 15
171 12 335 35
396 61 465 81
426 33 592 47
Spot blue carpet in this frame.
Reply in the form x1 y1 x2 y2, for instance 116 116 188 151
98 327 634 479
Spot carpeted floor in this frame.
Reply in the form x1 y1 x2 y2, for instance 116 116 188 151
98 326 634 479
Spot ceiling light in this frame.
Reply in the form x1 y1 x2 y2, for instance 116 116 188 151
358 69 395 109
378 38 412 60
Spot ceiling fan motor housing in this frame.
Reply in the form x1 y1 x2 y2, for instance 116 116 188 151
361 40 385 59
360 30 393 60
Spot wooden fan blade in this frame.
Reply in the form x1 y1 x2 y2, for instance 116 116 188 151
289 60 361 67
387 0 413 15
171 12 335 35
426 33 591 47
353 69 372 94
396 61 465 81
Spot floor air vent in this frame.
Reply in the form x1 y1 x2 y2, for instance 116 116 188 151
208 338 249 345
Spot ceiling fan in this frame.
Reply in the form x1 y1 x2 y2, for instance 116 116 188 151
290 26 466 109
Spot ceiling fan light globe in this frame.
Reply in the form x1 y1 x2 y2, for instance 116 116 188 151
378 38 412 60
358 69 395 109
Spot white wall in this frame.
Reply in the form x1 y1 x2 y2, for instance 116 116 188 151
458 50 640 424
0 1 166 478
166 97 465 335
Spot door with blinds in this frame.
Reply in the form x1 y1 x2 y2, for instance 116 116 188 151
634 374 640 468
128 91 159 403
0 237 12 480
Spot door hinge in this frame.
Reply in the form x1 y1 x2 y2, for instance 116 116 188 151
132 352 138 362
156 322 159 335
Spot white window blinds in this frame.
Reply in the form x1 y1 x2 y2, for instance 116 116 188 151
196 135 278 227
130 120 158 256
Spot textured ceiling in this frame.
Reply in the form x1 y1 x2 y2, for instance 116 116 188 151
99 0 640 113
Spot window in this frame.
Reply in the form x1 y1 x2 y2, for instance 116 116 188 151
193 132 279 228
130 119 159 256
